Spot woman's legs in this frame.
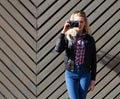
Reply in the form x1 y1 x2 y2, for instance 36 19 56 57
65 64 91 99
79 72 91 99
65 70 80 99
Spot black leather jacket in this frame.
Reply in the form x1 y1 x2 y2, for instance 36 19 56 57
55 33 97 80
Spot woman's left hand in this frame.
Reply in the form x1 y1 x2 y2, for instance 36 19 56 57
89 80 95 91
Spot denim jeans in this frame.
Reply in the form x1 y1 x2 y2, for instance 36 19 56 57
65 64 91 99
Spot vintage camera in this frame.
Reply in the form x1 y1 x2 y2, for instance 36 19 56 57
69 20 79 27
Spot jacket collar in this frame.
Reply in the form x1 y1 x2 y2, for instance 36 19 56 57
76 33 87 40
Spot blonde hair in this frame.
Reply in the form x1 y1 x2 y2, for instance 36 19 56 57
70 11 92 34
65 29 77 41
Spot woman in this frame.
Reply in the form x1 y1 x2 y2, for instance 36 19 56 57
55 11 97 99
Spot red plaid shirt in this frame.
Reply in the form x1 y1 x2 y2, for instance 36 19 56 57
74 36 85 65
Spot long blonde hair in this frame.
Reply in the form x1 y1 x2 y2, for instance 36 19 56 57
70 11 92 34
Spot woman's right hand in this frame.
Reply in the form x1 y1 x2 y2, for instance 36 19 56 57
61 20 71 33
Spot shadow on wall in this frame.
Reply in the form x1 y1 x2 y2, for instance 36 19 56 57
97 50 120 76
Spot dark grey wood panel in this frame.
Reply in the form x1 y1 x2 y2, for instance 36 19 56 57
0 0 119 99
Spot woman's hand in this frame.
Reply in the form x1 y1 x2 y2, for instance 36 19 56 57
89 80 95 91
61 20 71 33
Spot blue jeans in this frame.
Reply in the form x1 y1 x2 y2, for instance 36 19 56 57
65 64 91 99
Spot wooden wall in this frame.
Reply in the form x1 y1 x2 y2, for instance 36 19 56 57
0 0 120 99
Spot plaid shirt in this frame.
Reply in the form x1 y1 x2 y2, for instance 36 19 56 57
74 35 85 65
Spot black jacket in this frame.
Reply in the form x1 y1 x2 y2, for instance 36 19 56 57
55 33 97 80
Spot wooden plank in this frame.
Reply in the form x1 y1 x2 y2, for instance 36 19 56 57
84 0 104 16
104 78 120 99
0 5 36 51
0 94 5 99
114 93 120 99
96 62 104 72
97 44 120 74
0 73 16 99
87 65 120 99
37 49 60 73
1 0 36 39
89 0 116 25
9 0 36 28
106 44 120 60
0 16 36 62
0 28 36 74
93 6 119 41
37 0 58 16
37 0 68 28
19 0 37 17
98 52 119 80
37 33 58 61
0 36 36 84
59 92 69 99
38 73 65 99
37 54 64 84
0 57 36 99
1 49 36 95
97 38 119 62
48 83 67 99
73 0 92 12
101 33 119 52
97 59 119 85
36 0 44 7
0 67 26 99
29 0 37 6
37 63 64 95
95 75 120 98
97 33 119 61
0 84 16 99
96 19 119 50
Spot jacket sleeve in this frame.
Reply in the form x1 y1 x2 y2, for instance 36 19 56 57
55 33 66 53
91 37 97 80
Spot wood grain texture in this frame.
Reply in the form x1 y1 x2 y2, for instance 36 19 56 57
0 0 120 98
